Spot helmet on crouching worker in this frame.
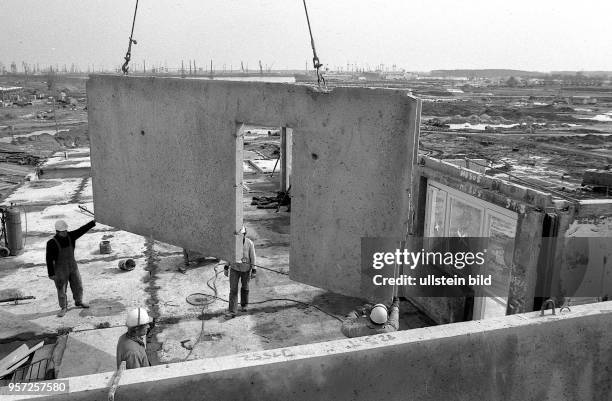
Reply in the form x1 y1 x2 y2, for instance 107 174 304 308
369 303 388 324
126 307 151 335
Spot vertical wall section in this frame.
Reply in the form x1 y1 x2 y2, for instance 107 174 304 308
87 76 242 261
88 76 419 297
290 88 419 300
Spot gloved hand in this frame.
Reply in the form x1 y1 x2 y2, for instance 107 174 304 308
49 275 55 281
251 269 257 279
360 303 374 316
224 265 229 277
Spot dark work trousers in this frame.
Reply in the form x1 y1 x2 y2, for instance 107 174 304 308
52 237 83 309
229 268 251 313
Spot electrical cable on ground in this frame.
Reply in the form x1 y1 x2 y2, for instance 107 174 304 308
182 263 343 361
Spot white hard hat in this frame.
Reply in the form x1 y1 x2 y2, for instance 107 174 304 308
126 308 151 328
239 226 247 235
370 304 388 324
55 220 68 231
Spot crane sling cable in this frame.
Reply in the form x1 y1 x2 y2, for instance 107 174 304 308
301 0 326 87
121 0 139 75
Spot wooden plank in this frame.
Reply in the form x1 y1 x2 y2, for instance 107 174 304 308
0 356 29 379
0 344 28 373
0 341 43 375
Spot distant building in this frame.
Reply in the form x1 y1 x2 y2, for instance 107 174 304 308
568 96 597 105
0 86 23 105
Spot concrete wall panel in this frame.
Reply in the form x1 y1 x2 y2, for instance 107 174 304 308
289 88 419 300
88 76 419 298
21 302 612 401
87 76 242 261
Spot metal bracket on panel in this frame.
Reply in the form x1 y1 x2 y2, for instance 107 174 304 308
540 298 556 316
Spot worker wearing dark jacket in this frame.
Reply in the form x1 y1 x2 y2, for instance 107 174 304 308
46 219 96 317
117 308 151 369
341 297 400 338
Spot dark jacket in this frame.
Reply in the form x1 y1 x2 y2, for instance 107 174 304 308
116 333 150 369
46 220 95 276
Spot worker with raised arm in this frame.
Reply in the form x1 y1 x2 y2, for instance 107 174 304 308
116 308 151 369
46 219 96 317
341 296 400 338
224 225 256 318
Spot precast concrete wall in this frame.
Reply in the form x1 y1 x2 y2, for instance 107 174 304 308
88 76 419 299
13 302 612 401
87 76 243 261
554 200 612 304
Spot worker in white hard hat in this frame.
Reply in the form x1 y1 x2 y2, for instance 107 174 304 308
46 218 96 317
224 225 256 318
341 297 400 338
116 307 152 369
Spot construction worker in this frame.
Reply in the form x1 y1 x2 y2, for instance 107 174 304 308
46 219 96 317
116 308 151 369
341 297 400 338
224 226 256 318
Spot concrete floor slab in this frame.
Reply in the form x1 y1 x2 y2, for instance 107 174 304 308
0 258 149 341
0 146 434 375
153 241 183 255
78 178 93 203
250 159 280 173
3 178 84 206
57 326 125 378
42 156 91 169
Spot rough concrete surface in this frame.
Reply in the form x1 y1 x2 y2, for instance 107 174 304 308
56 326 125 379
9 302 612 401
87 76 420 300
0 148 433 381
88 76 244 264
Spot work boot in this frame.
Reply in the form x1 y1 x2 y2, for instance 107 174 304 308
57 308 68 317
224 311 236 319
240 306 248 312
75 302 90 308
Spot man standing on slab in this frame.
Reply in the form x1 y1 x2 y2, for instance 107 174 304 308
46 219 96 317
224 225 256 318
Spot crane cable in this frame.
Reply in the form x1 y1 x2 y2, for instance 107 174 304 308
301 0 326 87
120 0 324 84
121 0 139 75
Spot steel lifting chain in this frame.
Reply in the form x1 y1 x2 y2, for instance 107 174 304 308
302 0 326 87
121 0 140 75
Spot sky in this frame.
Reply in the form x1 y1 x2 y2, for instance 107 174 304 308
1 0 611 72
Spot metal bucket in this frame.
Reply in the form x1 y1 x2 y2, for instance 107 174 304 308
118 259 136 271
99 240 112 254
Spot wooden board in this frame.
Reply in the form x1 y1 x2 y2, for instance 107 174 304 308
0 344 28 373
0 341 44 378
0 356 29 378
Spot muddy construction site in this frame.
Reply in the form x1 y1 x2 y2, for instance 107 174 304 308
1 74 611 203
